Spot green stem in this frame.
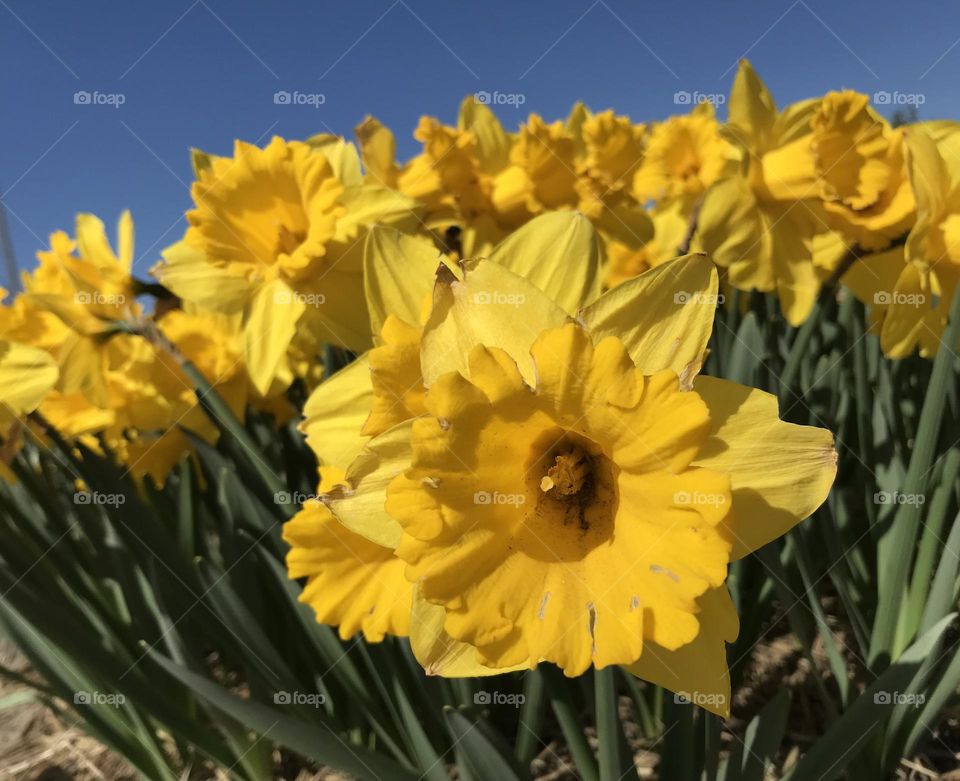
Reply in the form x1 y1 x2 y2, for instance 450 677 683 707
870 281 960 666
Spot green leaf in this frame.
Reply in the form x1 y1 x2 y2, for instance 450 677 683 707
918 511 960 637
445 708 527 781
596 667 638 781
740 690 790 781
148 647 419 780
787 615 956 781
514 669 547 768
871 283 960 665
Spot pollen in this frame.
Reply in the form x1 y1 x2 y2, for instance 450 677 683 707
543 447 590 497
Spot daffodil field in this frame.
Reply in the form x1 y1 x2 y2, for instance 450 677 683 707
3 59 960 780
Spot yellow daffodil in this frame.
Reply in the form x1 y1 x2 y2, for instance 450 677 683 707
579 109 646 193
633 102 739 206
303 216 834 715
17 213 139 407
809 91 915 250
865 130 960 357
490 114 580 224
290 212 604 634
397 98 517 256
154 136 421 395
697 60 846 325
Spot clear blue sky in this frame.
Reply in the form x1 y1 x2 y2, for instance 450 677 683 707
3 0 959 281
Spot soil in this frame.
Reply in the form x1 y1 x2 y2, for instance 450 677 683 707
0 643 134 780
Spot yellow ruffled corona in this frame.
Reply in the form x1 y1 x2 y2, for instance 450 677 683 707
154 136 421 395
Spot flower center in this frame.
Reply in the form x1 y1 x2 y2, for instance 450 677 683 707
276 224 306 257
522 428 618 558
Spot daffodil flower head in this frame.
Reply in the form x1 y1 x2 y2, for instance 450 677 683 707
319 228 835 715
633 102 739 204
154 136 421 394
811 91 915 249
698 59 845 326
387 322 734 675
580 109 646 192
864 129 960 357
490 115 580 221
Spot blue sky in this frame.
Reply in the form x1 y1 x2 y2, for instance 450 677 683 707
2 0 959 281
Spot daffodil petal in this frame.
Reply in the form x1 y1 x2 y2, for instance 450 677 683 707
579 254 718 378
698 177 772 291
727 59 776 149
624 585 737 717
880 264 929 358
355 116 398 186
284 499 412 641
244 279 304 396
770 213 819 327
326 419 415 548
0 341 58 426
306 136 364 186
153 241 250 313
409 588 528 676
420 259 569 387
334 185 422 244
364 227 443 338
117 210 134 271
75 213 115 269
692 375 837 560
459 96 510 174
489 211 602 315
301 355 374 467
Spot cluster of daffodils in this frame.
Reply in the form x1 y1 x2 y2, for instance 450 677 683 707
3 55 958 708
286 213 837 713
